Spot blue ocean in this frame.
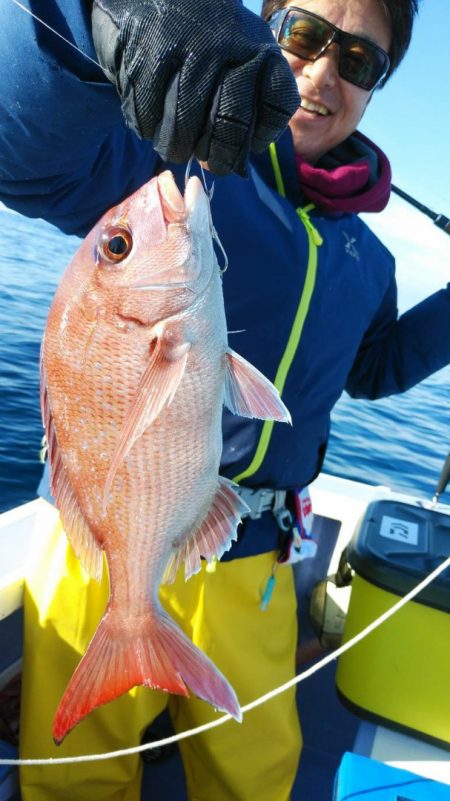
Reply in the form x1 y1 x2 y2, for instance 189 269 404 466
1 205 449 514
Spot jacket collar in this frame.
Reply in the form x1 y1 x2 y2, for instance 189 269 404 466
251 127 391 215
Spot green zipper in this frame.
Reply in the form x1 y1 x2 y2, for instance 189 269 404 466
232 142 323 484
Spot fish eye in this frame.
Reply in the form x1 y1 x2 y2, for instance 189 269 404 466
98 226 133 264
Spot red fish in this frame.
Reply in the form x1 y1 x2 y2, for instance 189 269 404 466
41 171 290 743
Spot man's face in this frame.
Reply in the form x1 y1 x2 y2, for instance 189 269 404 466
276 0 391 163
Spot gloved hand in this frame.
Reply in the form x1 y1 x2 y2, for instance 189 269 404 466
91 0 299 176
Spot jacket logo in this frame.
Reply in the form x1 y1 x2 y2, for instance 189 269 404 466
343 231 360 261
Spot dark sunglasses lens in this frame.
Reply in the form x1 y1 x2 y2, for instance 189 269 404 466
340 41 386 89
275 9 388 90
279 11 332 60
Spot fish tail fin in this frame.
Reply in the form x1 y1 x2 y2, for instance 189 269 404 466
53 606 241 744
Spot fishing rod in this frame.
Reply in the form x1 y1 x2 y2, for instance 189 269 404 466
432 452 450 507
384 169 450 510
391 184 450 237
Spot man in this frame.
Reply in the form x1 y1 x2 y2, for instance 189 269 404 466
1 1 449 800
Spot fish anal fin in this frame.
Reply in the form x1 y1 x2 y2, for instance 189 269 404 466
53 606 241 743
163 477 249 584
224 348 291 423
103 328 191 507
41 356 103 581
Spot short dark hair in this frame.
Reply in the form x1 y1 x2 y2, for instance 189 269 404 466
260 0 420 85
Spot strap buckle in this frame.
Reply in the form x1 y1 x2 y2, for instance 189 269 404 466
236 486 291 527
272 490 293 531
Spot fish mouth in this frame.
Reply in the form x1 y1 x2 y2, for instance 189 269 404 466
132 172 210 292
157 170 209 226
157 170 206 225
157 171 190 224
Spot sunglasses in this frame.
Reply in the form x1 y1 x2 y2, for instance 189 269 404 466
268 7 390 91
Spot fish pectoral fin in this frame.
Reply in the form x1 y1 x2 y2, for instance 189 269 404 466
41 365 103 581
162 476 250 584
224 348 291 423
103 329 191 506
53 605 241 743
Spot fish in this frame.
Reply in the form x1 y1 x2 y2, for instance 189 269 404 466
40 170 291 744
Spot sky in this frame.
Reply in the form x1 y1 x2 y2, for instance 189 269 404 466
244 0 450 311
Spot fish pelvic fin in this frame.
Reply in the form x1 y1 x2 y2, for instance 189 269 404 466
102 328 191 509
53 605 241 744
163 477 249 584
41 359 103 581
224 348 291 424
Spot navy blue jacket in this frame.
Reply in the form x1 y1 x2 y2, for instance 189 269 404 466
2 0 450 555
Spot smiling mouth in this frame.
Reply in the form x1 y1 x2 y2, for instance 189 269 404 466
300 97 330 116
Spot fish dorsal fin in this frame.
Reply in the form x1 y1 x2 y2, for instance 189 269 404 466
224 348 291 423
162 476 249 584
40 363 103 581
103 327 191 506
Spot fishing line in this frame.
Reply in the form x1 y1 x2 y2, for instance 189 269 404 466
188 158 229 274
9 0 103 68
213 227 229 274
198 166 229 274
184 156 194 188
1 551 449 767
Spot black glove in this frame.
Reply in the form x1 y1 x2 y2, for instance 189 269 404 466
91 0 299 176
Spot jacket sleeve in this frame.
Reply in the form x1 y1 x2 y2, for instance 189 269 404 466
346 276 450 399
0 1 158 236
